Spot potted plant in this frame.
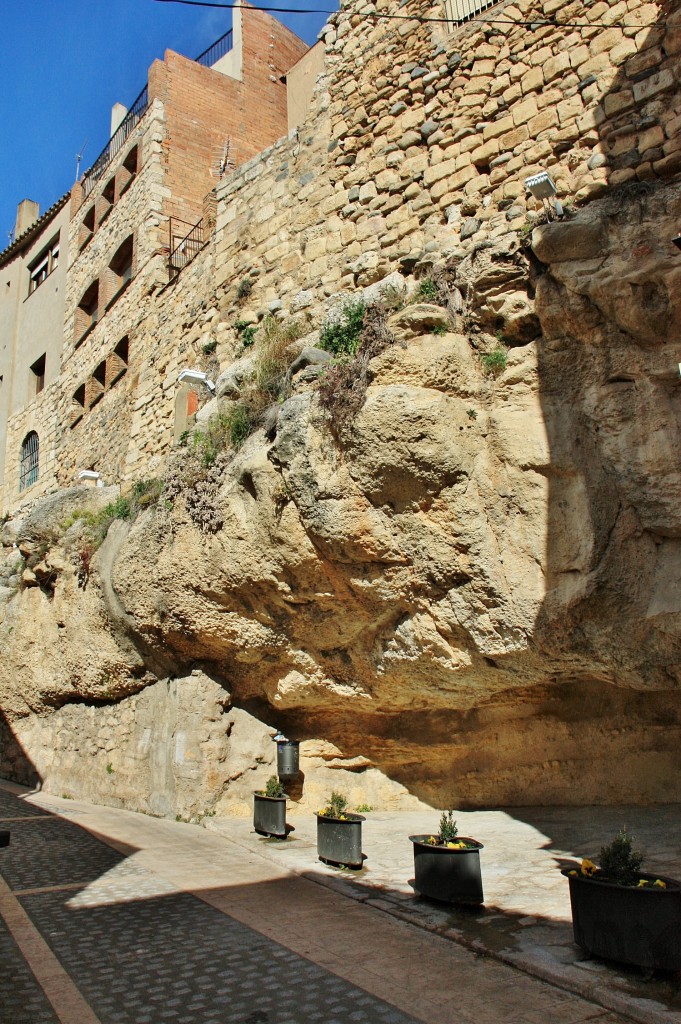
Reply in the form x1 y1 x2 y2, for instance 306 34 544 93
562 827 681 971
253 775 288 839
409 811 484 905
315 791 365 869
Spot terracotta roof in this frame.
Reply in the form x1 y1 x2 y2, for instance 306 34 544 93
0 190 71 270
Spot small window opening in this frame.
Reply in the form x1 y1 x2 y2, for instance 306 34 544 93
108 335 129 387
28 237 59 295
71 384 86 427
30 354 46 396
98 177 116 224
109 235 134 301
80 206 96 249
76 280 99 345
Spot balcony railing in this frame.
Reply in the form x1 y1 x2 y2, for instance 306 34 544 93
82 86 149 198
195 28 234 69
168 217 206 279
443 0 503 25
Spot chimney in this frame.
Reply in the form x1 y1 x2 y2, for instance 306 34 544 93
111 102 128 137
14 199 40 239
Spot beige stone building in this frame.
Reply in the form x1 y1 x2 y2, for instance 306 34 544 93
0 1 310 515
0 196 71 511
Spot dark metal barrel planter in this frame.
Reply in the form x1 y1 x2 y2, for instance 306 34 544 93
562 869 681 971
410 836 484 905
253 792 288 839
316 812 365 869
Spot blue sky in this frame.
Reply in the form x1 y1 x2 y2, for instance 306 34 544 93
0 1 334 246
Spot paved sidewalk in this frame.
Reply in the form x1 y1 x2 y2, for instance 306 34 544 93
206 806 681 1024
0 781 676 1024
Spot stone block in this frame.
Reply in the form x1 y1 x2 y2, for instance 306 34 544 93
557 94 584 123
543 51 570 82
483 116 514 141
521 67 544 93
470 139 499 165
513 98 538 126
633 70 674 104
423 158 458 186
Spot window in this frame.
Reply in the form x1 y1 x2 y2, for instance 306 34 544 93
30 354 46 396
108 235 134 305
97 177 116 225
76 280 99 345
108 335 129 386
19 432 39 491
118 145 139 198
80 206 96 250
28 237 59 295
89 360 107 409
71 384 86 427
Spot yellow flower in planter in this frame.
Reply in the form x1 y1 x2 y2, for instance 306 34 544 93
568 870 578 876
637 879 650 887
580 859 597 877
654 879 667 888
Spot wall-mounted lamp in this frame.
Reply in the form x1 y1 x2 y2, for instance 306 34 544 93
673 234 681 251
78 470 103 487
525 171 564 220
177 369 215 393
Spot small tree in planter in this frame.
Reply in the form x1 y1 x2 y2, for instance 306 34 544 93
315 791 365 869
409 811 484 905
563 827 681 971
253 775 288 839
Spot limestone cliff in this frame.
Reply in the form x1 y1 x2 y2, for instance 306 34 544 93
2 183 681 816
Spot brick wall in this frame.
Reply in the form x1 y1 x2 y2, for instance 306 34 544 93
156 6 308 227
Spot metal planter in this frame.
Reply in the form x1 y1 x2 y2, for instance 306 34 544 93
253 793 288 839
562 869 681 971
409 835 484 905
316 812 365 868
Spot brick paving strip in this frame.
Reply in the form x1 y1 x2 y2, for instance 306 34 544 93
0 782 636 1024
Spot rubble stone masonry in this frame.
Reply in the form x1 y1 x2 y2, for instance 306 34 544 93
3 0 680 512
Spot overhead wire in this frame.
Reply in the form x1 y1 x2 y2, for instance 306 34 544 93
152 0 633 31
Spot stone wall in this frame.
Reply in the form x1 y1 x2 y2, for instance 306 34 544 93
212 0 680 318
6 0 679 514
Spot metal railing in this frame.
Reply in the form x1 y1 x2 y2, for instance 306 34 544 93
82 86 149 197
443 0 503 25
195 28 234 68
168 217 206 278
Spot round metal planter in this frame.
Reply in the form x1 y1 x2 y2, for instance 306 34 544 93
409 835 484 905
316 812 365 868
253 793 288 839
562 869 681 971
276 740 300 778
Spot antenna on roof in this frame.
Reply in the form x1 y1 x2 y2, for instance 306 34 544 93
7 229 14 246
75 138 88 181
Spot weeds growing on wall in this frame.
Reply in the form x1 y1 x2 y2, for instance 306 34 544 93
317 300 395 434
319 299 367 357
61 479 164 587
481 344 508 377
164 314 307 533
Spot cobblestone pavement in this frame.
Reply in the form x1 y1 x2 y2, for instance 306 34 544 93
0 915 59 1024
0 782 650 1024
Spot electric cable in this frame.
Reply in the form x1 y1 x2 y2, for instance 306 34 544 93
152 0 637 31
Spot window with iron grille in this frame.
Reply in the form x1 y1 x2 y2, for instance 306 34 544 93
19 432 39 491
443 0 502 27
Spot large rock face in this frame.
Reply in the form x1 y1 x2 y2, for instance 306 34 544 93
2 184 681 813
